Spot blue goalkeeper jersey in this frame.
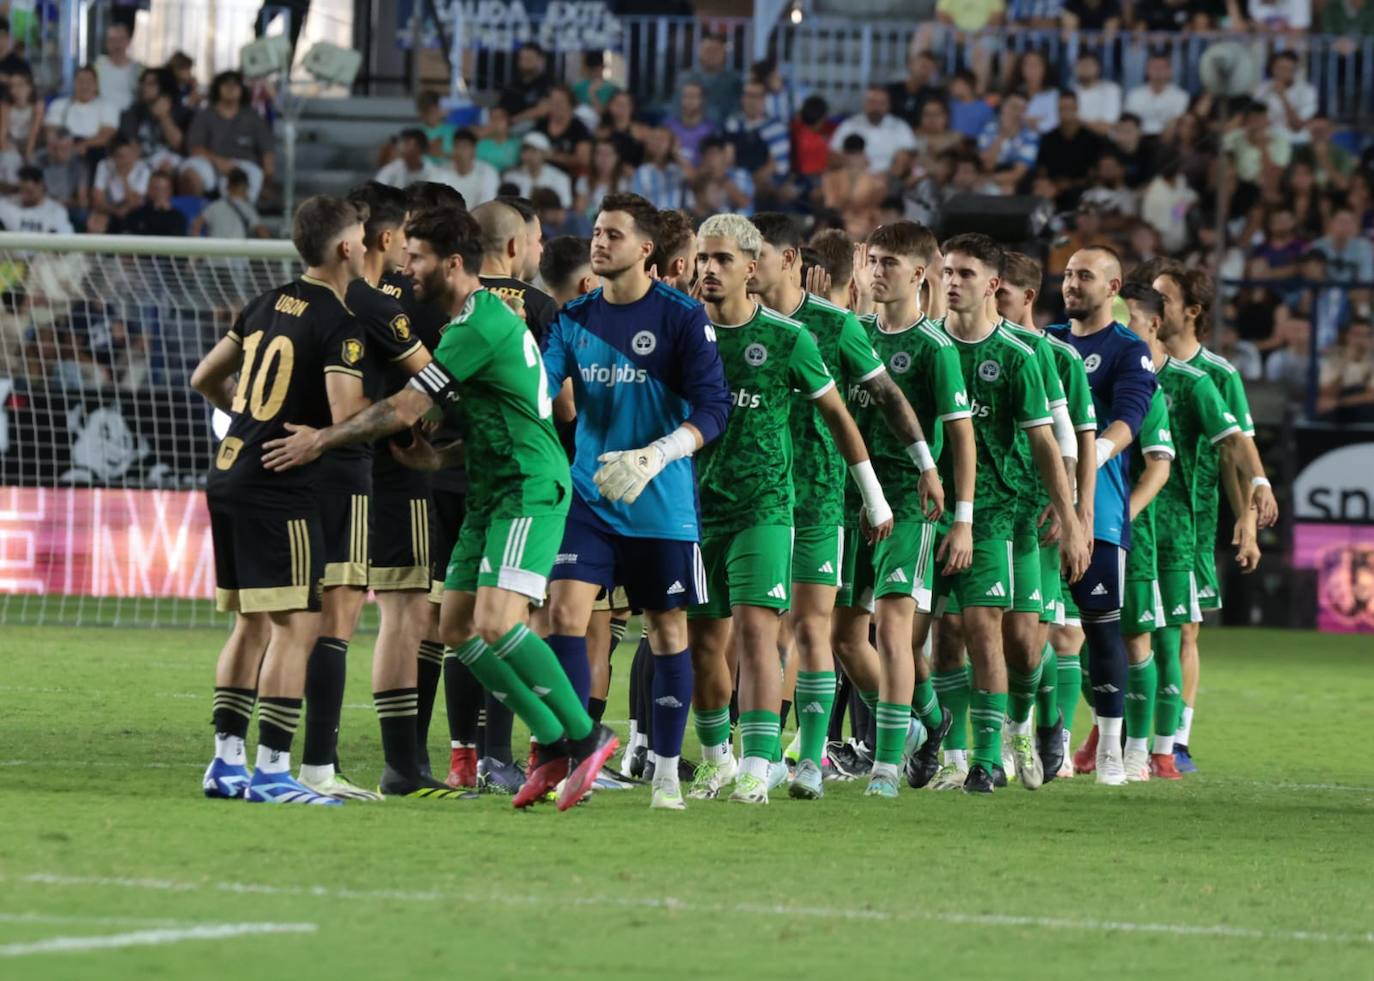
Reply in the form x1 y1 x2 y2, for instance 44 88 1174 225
542 282 731 541
1047 320 1157 549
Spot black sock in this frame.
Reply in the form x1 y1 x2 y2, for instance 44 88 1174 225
258 696 302 754
212 686 255 740
1082 612 1128 719
484 690 514 763
728 687 740 729
416 640 444 748
588 696 607 724
375 687 420 779
829 670 851 743
780 699 793 729
608 617 629 658
443 647 482 746
301 637 348 767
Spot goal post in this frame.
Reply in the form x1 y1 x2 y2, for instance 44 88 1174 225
0 231 302 628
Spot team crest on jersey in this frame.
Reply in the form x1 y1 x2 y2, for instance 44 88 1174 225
632 330 657 355
978 359 1000 382
744 342 768 367
1084 353 1102 373
890 351 912 374
342 338 365 365
389 314 411 342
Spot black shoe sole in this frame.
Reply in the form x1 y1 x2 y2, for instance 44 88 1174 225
1037 712 1066 784
906 707 953 789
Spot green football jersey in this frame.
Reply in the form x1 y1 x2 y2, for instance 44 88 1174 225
786 292 886 529
432 289 571 517
1186 346 1254 539
936 320 1053 541
1153 357 1242 571
1045 331 1097 433
1000 320 1067 522
698 303 835 536
1125 387 1175 581
850 313 970 522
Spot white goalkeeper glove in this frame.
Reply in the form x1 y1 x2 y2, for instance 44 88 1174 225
593 426 696 504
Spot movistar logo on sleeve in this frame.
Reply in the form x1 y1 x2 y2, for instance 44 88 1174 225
580 363 649 386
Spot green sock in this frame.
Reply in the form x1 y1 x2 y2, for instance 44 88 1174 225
1057 652 1082 734
491 624 592 741
874 701 910 767
932 668 970 750
970 689 1008 771
858 689 878 712
693 706 731 751
738 709 780 762
1126 653 1157 740
1153 627 1183 740
1007 664 1041 726
1035 647 1058 727
452 638 564 746
912 677 942 731
795 671 836 766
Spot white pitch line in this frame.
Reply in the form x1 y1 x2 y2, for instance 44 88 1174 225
0 922 317 957
15 872 1374 948
0 761 202 769
0 913 188 927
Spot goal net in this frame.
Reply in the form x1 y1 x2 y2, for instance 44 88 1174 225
0 232 301 628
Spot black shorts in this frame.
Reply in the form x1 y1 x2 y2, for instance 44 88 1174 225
320 488 371 588
429 488 466 604
369 488 433 592
209 489 323 614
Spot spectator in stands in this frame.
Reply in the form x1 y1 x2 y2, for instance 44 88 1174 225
502 131 574 207
1080 151 1138 225
932 0 1003 91
118 68 188 171
1314 207 1374 287
1284 160 1329 239
821 134 887 237
1232 258 1287 344
0 166 75 234
979 91 1039 186
193 166 268 238
0 18 31 89
1289 249 1349 350
599 91 645 169
476 105 522 174
1252 206 1307 280
95 21 141 113
912 98 960 170
574 138 625 225
1006 51 1060 134
1141 156 1199 253
1243 0 1312 31
1305 115 1355 190
1007 0 1067 27
755 60 803 132
46 65 120 165
681 31 742 124
1256 52 1316 147
537 85 593 177
172 170 210 228
167 51 201 110
1125 54 1189 140
182 70 274 202
946 70 994 141
1073 53 1121 135
1316 319 1374 420
666 82 716 168
1 71 41 164
1111 114 1156 188
1223 99 1291 191
684 135 754 218
374 128 436 188
1036 90 1103 204
1063 0 1123 29
791 95 834 187
630 126 686 209
903 147 957 227
123 170 186 236
499 42 553 126
87 137 149 233
886 49 943 129
1322 0 1374 34
39 129 89 227
415 91 455 165
1048 202 1114 274
1137 0 1224 29
1214 320 1264 380
829 84 916 175
1162 109 1214 191
572 51 619 121
725 79 792 186
435 129 499 207
530 185 589 238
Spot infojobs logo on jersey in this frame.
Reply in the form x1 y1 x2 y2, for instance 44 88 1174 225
580 362 648 386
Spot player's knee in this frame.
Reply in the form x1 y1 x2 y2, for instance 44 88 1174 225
643 610 688 653
547 598 591 637
793 614 830 658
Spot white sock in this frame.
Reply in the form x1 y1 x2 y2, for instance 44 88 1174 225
1097 716 1123 755
1061 728 1072 756
1175 705 1194 746
703 741 730 763
740 755 769 780
1010 719 1032 738
1151 733 1175 756
450 740 475 750
214 733 246 765
1124 737 1148 755
1090 709 1099 727
871 761 899 781
944 748 967 771
255 744 290 774
298 762 333 784
653 755 680 787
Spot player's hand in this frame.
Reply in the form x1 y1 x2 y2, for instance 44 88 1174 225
261 423 323 471
850 241 873 310
1252 482 1279 529
593 445 666 504
500 292 527 321
1060 514 1091 584
936 519 973 575
390 425 441 471
859 508 893 545
918 469 945 523
804 263 831 299
647 262 660 281
1037 502 1062 546
1233 520 1261 574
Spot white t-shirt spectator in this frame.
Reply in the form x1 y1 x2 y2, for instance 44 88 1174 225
1076 81 1122 128
93 158 151 206
95 55 143 112
1080 184 1137 218
46 97 120 140
1248 0 1311 29
1254 79 1318 145
433 160 501 207
1124 83 1190 137
828 113 918 173
1141 175 1199 253
501 164 574 207
0 196 74 234
201 196 262 238
374 158 437 188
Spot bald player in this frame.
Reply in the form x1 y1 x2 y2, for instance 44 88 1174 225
474 199 559 343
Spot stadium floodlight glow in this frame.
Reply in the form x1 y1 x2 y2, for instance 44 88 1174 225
240 34 292 79
302 41 363 89
790 5 803 23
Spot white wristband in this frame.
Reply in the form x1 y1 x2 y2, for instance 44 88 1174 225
649 425 696 465
1251 476 1271 489
1094 436 1117 469
906 439 936 472
849 459 884 508
954 500 973 523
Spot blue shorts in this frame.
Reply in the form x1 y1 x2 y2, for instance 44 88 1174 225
1068 541 1126 615
550 492 706 611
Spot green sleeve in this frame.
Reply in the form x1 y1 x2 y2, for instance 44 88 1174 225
1036 341 1067 408
1138 389 1174 458
1194 376 1243 445
433 318 495 383
933 344 972 421
838 311 886 384
1061 351 1097 432
788 327 836 399
1013 352 1052 429
1220 369 1255 436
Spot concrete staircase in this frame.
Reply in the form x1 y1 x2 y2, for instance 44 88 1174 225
284 96 418 201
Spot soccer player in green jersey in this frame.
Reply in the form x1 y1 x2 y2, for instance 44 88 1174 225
1119 285 1178 782
1151 264 1275 771
687 213 894 805
934 233 1090 794
748 213 946 800
262 206 618 812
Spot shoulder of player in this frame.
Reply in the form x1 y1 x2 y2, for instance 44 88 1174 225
1042 331 1083 360
757 304 809 334
1162 356 1206 380
649 279 703 312
993 324 1037 360
558 287 601 321
911 317 954 349
1196 347 1241 377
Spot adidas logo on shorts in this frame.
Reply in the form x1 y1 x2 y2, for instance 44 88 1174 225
1172 604 1188 616
666 580 685 595
1090 583 1108 596
479 557 493 574
985 582 1007 598
1138 610 1155 623
886 568 909 584
1198 585 1216 598
1029 589 1041 601
767 583 787 600
818 561 835 574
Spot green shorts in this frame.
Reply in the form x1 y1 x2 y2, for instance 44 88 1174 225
444 511 567 603
1039 544 1062 625
792 524 844 587
1011 525 1043 616
1194 549 1221 611
1061 578 1081 626
690 525 794 619
1122 578 1164 635
836 525 872 611
872 519 937 613
934 537 1013 615
1160 567 1202 626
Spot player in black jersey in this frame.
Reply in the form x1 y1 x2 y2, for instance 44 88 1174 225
473 199 558 344
192 195 372 806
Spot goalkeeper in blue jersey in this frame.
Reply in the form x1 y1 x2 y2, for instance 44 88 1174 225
539 193 732 811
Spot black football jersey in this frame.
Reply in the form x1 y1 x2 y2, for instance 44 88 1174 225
479 275 557 346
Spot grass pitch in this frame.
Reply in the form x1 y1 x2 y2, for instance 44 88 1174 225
1 624 1372 979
